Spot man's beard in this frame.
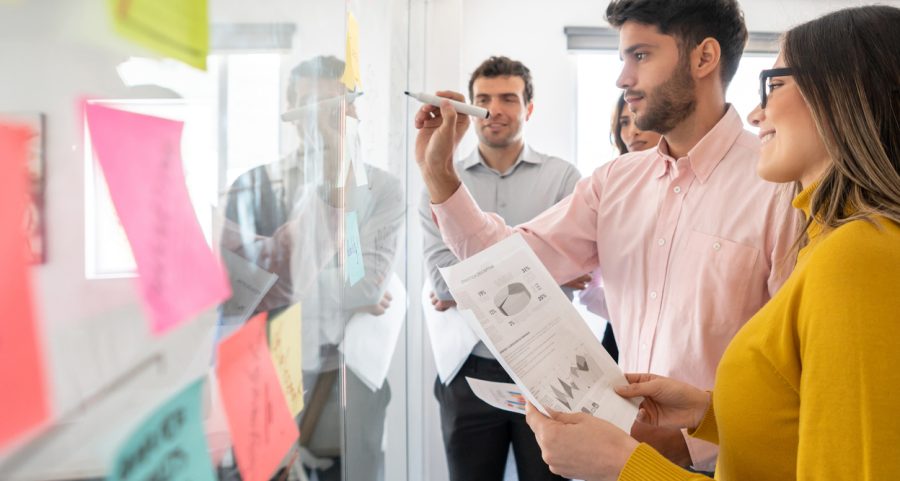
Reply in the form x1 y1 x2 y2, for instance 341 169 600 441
631 57 697 134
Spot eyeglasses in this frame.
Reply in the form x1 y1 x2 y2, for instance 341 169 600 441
759 68 794 109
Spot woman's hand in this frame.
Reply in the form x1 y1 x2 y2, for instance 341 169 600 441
615 373 710 431
525 403 639 481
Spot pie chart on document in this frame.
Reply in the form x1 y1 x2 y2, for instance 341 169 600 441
493 282 532 317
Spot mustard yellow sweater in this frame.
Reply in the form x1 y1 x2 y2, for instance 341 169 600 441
619 187 900 480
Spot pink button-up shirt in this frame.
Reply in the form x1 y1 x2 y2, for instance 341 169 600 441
432 106 800 469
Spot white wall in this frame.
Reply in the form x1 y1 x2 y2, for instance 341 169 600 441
426 0 900 164
459 0 609 162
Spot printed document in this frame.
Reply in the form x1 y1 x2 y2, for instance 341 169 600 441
465 378 526 415
440 234 640 432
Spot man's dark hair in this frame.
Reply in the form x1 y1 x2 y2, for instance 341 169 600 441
286 55 345 106
605 0 748 88
468 56 534 104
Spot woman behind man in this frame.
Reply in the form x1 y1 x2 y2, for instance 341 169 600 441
610 93 662 156
581 94 662 362
528 5 900 480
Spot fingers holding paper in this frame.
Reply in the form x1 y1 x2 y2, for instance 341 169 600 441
525 402 639 481
615 373 711 431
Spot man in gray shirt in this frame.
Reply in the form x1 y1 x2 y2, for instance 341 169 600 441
419 56 585 481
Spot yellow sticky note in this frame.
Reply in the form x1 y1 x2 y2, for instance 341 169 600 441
268 303 304 416
108 0 209 71
341 11 361 91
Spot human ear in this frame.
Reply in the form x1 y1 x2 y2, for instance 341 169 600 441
693 37 721 80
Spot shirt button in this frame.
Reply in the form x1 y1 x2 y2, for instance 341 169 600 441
649 291 658 299
713 242 722 251
673 186 682 194
641 343 648 350
657 238 666 246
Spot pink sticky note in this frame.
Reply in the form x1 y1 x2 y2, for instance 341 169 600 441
84 104 230 335
216 313 299 481
0 123 50 449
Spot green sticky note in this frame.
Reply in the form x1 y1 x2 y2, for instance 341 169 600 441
345 211 365 286
108 380 215 481
108 0 209 71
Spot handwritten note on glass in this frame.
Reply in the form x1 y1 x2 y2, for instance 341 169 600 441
340 11 362 91
345 211 365 286
216 312 299 481
85 103 231 335
0 123 50 450
107 380 215 481
107 0 209 70
268 303 304 416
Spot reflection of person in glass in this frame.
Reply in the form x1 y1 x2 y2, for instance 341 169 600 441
220 55 403 481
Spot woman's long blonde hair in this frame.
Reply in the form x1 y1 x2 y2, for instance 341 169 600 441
783 5 900 229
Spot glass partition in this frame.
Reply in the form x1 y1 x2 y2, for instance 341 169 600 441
0 0 419 480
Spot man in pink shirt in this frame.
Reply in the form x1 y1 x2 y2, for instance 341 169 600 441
414 0 798 472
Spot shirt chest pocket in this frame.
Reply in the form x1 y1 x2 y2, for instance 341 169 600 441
683 230 760 324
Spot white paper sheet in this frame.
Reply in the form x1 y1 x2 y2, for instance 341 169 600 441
219 249 278 328
465 377 526 414
421 282 481 384
351 158 368 188
440 234 640 433
341 274 407 391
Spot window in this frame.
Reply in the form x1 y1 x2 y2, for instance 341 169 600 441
567 27 779 175
84 97 218 278
219 53 283 187
574 52 777 175
85 53 284 278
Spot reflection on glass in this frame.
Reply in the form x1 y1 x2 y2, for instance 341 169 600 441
219 55 403 481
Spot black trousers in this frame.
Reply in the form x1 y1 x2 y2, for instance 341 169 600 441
435 355 568 481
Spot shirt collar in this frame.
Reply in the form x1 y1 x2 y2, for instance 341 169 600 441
653 105 745 183
463 144 542 174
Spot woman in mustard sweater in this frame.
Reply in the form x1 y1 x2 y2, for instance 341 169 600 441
525 5 900 480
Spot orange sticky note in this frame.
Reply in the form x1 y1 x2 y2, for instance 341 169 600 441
85 104 231 335
0 123 50 450
216 313 299 481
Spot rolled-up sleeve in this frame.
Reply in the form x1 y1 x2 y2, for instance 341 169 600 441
432 166 607 285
